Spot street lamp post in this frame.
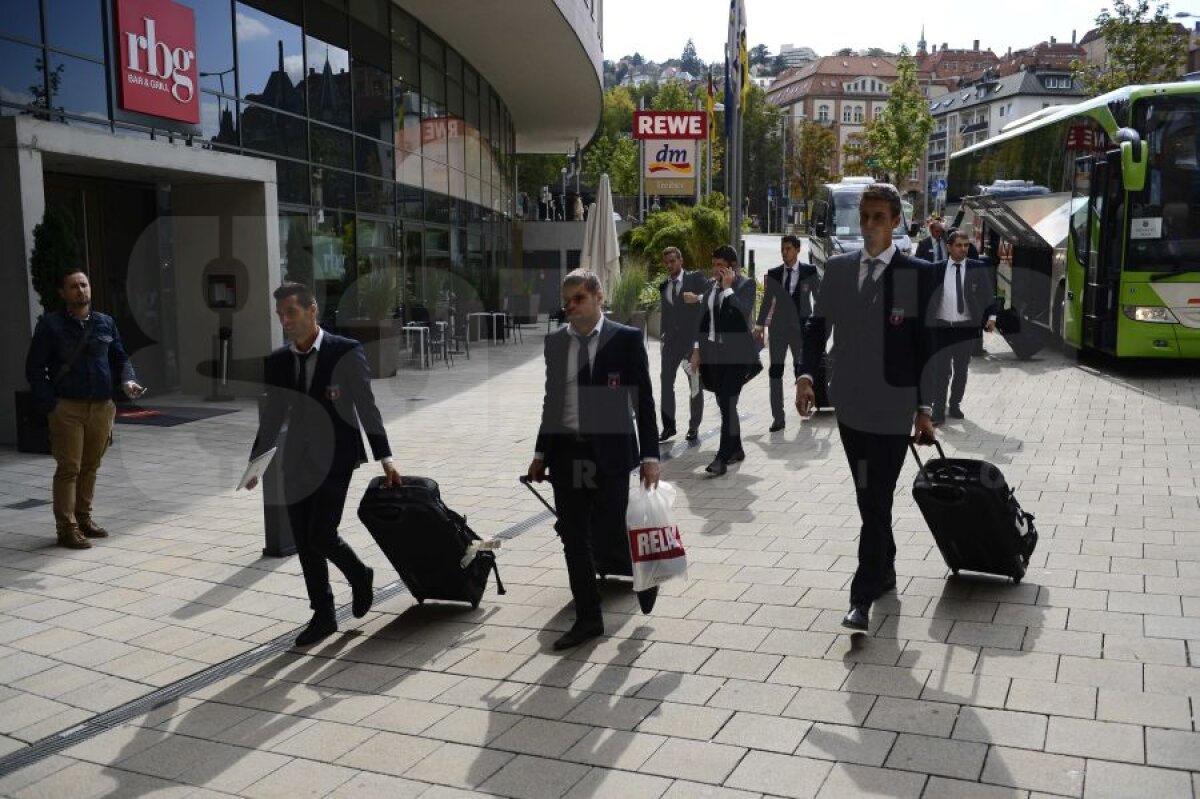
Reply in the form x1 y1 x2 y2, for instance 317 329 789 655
560 165 567 221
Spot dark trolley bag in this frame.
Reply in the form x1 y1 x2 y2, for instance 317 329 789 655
358 476 504 608
910 442 1038 582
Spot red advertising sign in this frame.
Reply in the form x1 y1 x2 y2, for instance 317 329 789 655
115 0 199 124
632 111 707 140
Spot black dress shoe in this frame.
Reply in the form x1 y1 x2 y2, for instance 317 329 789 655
948 406 965 419
841 604 870 632
352 567 374 618
705 457 727 475
659 428 677 442
295 614 337 646
637 586 658 614
552 620 604 651
727 450 746 463
769 419 786 432
685 428 699 442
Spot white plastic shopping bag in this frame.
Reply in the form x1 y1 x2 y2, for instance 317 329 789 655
625 480 688 592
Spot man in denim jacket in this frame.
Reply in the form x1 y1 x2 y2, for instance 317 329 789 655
25 270 143 549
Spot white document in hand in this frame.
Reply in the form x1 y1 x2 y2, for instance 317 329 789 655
236 447 277 492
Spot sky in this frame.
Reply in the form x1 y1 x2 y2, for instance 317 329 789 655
601 0 1168 64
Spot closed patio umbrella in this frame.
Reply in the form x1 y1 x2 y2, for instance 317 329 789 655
578 173 620 295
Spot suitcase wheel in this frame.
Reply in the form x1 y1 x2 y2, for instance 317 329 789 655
416 597 425 604
951 568 959 575
1012 556 1026 583
471 599 480 609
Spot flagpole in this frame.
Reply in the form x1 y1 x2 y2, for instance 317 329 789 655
694 97 702 205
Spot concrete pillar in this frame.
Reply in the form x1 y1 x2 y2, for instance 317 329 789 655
0 119 46 444
172 180 281 397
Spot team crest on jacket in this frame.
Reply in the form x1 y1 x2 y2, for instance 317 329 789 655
889 308 906 326
607 373 621 389
325 384 341 401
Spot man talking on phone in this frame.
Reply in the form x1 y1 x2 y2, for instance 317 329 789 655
795 184 938 633
26 269 145 550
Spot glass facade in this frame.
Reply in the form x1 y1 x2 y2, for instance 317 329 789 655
0 0 516 322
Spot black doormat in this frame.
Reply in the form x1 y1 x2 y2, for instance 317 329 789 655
114 405 241 427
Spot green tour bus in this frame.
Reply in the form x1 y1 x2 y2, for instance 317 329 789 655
946 81 1200 359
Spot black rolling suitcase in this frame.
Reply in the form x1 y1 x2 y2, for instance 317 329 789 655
910 442 1038 582
358 476 504 608
520 476 633 579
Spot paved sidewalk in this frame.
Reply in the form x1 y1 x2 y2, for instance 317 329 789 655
0 326 1198 799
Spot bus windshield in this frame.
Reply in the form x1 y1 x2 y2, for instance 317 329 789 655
1127 97 1200 271
832 191 909 237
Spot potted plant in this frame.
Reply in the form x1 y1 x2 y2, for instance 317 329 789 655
608 265 643 326
342 266 401 378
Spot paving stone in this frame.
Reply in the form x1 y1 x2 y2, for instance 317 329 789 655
563 768 672 799
794 722 896 766
884 732 987 780
923 776 1030 799
562 727 666 771
725 750 833 798
713 711 811 753
1144 727 1200 771
1095 688 1193 730
636 701 731 740
487 717 592 758
980 746 1085 797
921 671 1010 708
814 762 927 798
242 759 358 799
843 663 929 699
954 708 1048 750
782 687 876 726
1006 679 1097 719
1055 655 1143 692
707 678 797 715
638 737 746 784
863 696 959 737
402 742 513 791
1045 717 1144 763
1081 760 1193 799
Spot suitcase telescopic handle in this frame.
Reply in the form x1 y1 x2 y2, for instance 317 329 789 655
909 440 947 473
519 475 558 517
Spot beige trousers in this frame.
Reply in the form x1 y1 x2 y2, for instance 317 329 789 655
48 398 115 532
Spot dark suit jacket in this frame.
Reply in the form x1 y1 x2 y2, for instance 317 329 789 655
929 258 997 327
658 269 707 353
535 319 659 476
916 236 979 262
801 250 937 434
755 262 820 331
252 332 391 477
698 275 758 367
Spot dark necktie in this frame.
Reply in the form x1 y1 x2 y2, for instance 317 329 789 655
860 259 881 296
955 263 965 315
935 239 944 262
296 350 313 394
577 334 592 387
784 268 795 295
672 279 680 304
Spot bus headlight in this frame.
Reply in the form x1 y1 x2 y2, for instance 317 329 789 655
1122 305 1179 323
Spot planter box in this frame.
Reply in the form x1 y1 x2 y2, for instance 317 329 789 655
341 319 399 379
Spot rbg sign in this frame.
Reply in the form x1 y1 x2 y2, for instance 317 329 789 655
115 0 199 124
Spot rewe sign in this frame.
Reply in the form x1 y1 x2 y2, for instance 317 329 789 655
632 111 706 140
115 0 199 124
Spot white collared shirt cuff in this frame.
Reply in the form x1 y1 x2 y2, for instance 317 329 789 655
381 456 393 466
720 287 734 298
795 374 813 386
642 457 659 464
533 452 544 461
918 406 933 416
987 315 997 322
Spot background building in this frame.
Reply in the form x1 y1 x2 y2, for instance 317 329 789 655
0 0 602 443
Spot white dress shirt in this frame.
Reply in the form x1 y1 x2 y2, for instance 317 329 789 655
936 260 973 324
858 244 896 290
561 315 604 432
705 282 734 343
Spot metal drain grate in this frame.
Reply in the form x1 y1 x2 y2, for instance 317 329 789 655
0 413 748 778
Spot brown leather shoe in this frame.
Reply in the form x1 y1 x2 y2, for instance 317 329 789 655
57 527 92 549
77 517 109 538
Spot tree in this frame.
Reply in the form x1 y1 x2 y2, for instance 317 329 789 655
866 47 933 185
515 153 569 196
866 47 892 57
841 128 875 177
680 39 704 77
601 86 636 136
770 54 789 76
740 85 784 226
749 44 772 67
652 80 692 111
789 122 837 204
29 205 79 314
630 52 645 67
1073 0 1188 95
835 47 854 57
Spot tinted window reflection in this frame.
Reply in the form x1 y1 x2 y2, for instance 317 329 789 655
356 175 394 216
196 1 236 94
236 2 305 115
280 210 314 284
45 0 102 58
199 91 239 148
313 166 354 210
275 158 311 203
356 136 392 177
48 53 108 123
0 2 41 43
311 123 352 169
305 35 350 128
0 38 45 110
241 104 306 159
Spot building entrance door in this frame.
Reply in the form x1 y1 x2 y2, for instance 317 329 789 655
42 173 175 393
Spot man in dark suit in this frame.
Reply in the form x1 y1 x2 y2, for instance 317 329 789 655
248 282 401 647
690 245 758 476
658 246 707 442
795 184 938 633
754 234 820 432
916 214 979 262
527 269 661 651
928 229 997 423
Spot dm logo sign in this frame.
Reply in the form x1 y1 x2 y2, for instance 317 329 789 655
644 139 696 179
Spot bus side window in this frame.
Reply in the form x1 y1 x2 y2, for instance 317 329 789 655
1071 157 1092 267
